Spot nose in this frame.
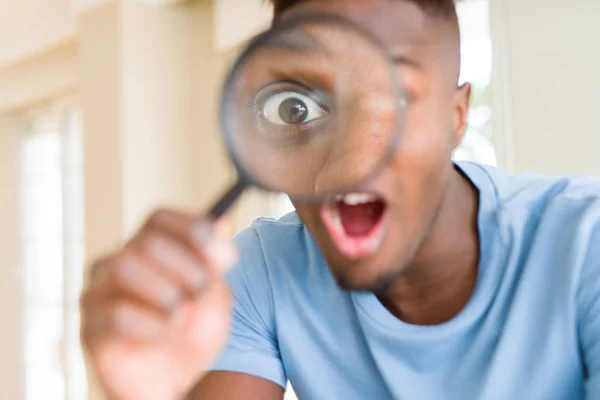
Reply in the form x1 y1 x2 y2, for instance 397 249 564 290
313 92 396 194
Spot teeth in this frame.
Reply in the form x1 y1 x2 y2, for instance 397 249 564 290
340 193 378 206
329 207 343 231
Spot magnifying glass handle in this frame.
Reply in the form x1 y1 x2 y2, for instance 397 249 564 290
208 178 247 219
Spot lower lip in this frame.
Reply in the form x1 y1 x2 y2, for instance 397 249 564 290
320 203 389 260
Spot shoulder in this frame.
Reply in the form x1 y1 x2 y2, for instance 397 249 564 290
461 162 600 209
235 212 305 247
233 212 312 266
230 212 331 293
460 162 600 225
464 162 600 274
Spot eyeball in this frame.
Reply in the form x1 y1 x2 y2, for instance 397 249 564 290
262 91 328 125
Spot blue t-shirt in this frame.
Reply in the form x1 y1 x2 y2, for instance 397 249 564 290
211 162 600 400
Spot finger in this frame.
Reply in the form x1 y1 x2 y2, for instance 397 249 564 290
171 280 233 371
189 280 232 345
213 218 233 240
105 251 183 312
141 209 237 273
83 299 169 345
89 255 113 285
135 233 207 294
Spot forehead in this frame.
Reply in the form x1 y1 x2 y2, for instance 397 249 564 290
278 0 432 56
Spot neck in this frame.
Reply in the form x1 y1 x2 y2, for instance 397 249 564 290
379 167 480 326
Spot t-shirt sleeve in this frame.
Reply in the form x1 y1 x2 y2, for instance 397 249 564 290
579 222 600 398
209 225 287 389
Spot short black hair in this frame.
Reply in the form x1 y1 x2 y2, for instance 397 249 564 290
269 0 458 19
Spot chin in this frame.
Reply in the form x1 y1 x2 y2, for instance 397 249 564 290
323 249 411 293
334 270 401 293
296 197 421 293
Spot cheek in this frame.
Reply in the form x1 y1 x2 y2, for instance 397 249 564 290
388 97 455 216
396 96 455 171
293 203 339 253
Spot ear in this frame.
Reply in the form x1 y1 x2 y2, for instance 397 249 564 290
453 82 472 147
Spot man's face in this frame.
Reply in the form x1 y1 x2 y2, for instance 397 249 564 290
278 0 470 291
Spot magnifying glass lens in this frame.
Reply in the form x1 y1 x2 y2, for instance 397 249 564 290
220 15 406 201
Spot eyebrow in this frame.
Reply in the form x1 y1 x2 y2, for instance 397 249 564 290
391 55 423 70
261 31 324 52
259 30 423 71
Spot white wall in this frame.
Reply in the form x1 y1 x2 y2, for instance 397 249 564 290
0 0 75 68
493 0 600 175
0 118 23 400
0 43 78 115
213 0 272 50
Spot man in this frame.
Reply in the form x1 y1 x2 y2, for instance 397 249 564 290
80 0 600 399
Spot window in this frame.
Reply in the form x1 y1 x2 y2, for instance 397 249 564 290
18 104 87 400
454 0 496 166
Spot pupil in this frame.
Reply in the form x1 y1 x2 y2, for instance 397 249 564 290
279 98 308 124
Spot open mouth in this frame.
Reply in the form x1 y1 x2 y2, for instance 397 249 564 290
320 193 389 259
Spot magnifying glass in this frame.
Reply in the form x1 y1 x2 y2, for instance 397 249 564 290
208 13 407 219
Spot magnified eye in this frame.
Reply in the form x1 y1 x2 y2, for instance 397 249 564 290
261 91 328 125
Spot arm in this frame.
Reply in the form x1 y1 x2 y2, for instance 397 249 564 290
186 372 284 400
186 225 288 399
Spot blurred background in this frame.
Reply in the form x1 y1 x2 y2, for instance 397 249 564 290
0 0 598 399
